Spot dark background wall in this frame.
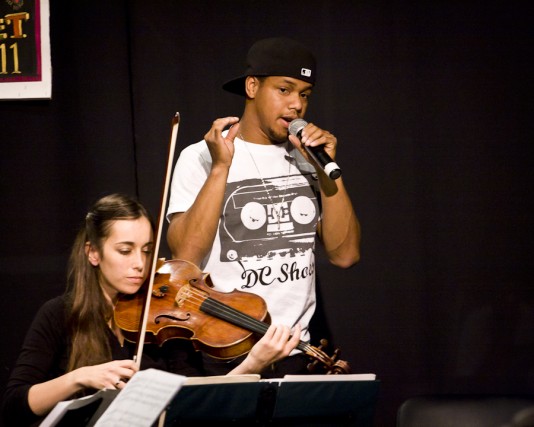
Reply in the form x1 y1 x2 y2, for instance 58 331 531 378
1 1 532 425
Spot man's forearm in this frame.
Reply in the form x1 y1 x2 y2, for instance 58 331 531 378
318 176 361 268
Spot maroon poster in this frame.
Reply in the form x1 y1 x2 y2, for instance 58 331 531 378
0 0 51 99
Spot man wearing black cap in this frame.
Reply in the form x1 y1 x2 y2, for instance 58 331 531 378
166 37 360 377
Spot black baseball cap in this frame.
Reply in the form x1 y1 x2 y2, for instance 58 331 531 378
222 37 317 96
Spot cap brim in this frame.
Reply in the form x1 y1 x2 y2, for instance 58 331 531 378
222 76 247 96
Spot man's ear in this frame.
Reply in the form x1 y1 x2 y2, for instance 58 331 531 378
85 242 100 266
244 76 259 98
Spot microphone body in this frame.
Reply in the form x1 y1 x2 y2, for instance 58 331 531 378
288 119 342 180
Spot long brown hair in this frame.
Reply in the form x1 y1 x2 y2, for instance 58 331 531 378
65 193 153 371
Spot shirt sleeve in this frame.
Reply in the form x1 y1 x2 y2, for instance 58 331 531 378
166 141 212 221
1 296 68 426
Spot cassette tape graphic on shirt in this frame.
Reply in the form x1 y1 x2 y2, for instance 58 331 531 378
219 173 320 262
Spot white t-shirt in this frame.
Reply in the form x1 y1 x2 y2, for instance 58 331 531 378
167 136 321 343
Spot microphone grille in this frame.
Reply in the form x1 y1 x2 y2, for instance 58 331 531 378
288 118 308 136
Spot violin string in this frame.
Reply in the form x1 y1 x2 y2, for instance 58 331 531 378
202 297 327 360
191 292 327 360
163 285 330 362
183 291 275 339
202 299 269 334
170 287 269 333
199 298 329 363
175 288 328 361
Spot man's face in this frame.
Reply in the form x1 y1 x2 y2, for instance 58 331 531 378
253 76 313 144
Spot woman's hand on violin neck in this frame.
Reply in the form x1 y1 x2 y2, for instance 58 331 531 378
73 359 138 391
231 324 302 375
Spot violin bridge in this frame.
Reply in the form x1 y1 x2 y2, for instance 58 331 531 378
175 284 193 307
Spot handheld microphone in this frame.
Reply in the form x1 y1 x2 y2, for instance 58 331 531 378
288 119 342 180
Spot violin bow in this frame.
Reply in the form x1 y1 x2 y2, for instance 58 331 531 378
133 112 181 367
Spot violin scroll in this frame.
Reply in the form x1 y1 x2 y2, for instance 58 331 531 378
305 338 351 375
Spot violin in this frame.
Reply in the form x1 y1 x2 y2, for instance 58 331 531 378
114 258 351 374
117 113 350 375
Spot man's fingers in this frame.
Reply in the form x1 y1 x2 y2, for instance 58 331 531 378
226 121 240 141
214 116 240 132
206 116 240 140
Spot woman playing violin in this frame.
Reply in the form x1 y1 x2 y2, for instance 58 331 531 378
1 193 300 426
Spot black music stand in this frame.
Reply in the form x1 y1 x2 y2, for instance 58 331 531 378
163 379 380 427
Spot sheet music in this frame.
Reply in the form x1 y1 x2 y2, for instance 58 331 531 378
94 368 186 427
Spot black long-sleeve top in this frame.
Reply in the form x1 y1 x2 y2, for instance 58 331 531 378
1 296 204 426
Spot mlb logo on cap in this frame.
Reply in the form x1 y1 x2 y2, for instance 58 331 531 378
301 68 312 77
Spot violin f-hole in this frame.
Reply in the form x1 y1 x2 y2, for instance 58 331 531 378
155 313 191 323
